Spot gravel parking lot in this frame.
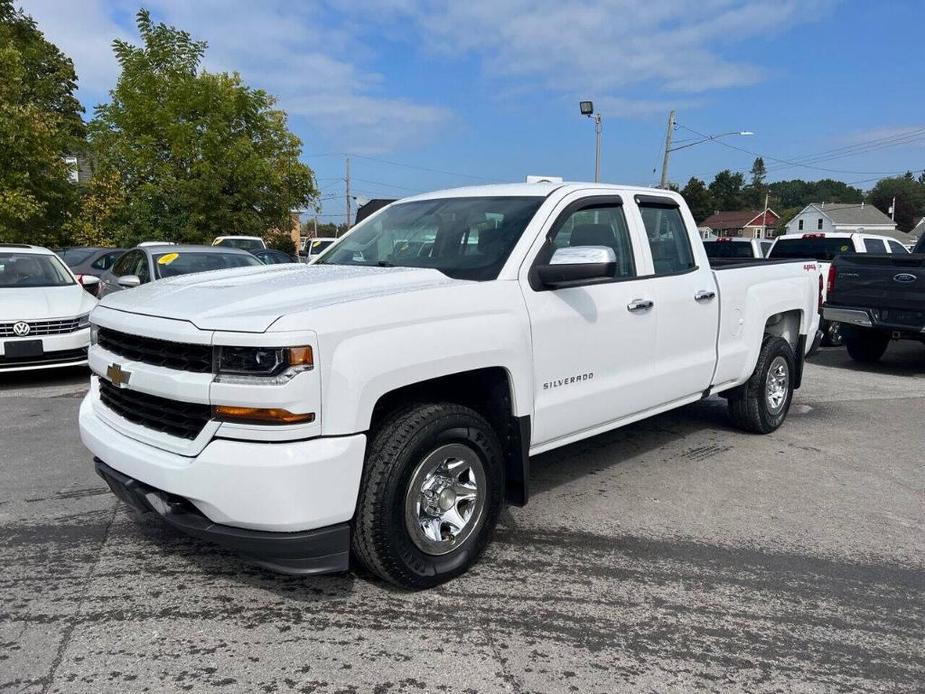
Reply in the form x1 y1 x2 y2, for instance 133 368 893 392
1 344 923 693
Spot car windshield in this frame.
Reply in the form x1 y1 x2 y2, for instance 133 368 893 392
59 248 97 266
154 251 262 279
769 237 855 262
316 196 544 281
704 241 755 259
307 239 335 255
0 252 75 287
214 237 264 251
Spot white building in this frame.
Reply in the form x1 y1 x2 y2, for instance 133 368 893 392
784 202 898 237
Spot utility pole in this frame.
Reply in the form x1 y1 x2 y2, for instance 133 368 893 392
344 155 352 231
761 190 770 239
659 110 676 189
313 216 318 237
890 196 896 221
593 113 602 182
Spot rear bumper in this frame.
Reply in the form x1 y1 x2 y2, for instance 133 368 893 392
824 305 925 336
95 460 350 575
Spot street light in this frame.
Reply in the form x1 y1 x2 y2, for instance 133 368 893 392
659 109 753 188
579 100 602 182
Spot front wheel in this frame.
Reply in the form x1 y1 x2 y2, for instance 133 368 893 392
727 336 795 434
352 402 504 589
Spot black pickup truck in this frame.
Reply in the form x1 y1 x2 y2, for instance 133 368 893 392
823 235 925 362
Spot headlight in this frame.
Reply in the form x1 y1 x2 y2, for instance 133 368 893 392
77 313 91 329
214 345 313 385
89 323 99 345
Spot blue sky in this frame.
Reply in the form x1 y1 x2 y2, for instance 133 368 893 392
21 0 925 222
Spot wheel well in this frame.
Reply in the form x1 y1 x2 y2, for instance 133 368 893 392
369 367 530 506
763 309 801 352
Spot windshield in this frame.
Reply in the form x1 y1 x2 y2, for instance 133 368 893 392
214 237 264 251
306 239 335 255
0 252 75 287
154 251 262 279
704 241 755 259
316 196 544 280
769 237 855 261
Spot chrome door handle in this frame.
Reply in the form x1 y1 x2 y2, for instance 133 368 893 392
627 299 654 312
694 290 716 302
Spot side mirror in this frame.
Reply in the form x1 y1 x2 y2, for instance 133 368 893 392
535 246 616 289
117 274 141 288
81 275 100 287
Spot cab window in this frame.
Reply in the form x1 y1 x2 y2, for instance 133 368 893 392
638 204 696 275
863 238 886 253
547 203 635 279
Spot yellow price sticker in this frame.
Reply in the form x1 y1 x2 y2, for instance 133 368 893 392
157 252 179 265
312 240 322 247
840 245 849 252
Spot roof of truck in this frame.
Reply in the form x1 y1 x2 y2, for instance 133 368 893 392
399 181 680 203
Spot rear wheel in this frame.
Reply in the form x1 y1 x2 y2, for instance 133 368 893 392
727 336 795 434
845 330 890 363
352 402 504 589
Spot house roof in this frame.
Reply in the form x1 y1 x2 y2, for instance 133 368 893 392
811 202 894 227
701 209 779 229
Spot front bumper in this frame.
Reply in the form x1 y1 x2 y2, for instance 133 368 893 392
0 328 89 372
95 460 350 575
79 393 366 533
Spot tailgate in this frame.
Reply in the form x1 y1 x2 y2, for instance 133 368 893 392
829 254 925 312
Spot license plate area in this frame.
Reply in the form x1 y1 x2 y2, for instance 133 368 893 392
4 339 43 358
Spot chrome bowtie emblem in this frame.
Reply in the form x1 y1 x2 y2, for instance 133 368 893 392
12 321 30 336
106 363 132 388
893 273 917 283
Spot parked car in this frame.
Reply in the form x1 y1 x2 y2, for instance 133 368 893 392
703 237 772 260
823 233 925 362
767 232 909 346
212 235 267 252
58 247 126 295
253 248 298 264
1 244 97 372
301 237 337 263
80 182 820 588
96 245 263 298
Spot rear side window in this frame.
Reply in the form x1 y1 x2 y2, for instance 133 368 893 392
887 241 908 254
769 238 854 262
638 204 695 274
111 250 140 277
91 250 123 270
547 203 635 279
863 238 887 253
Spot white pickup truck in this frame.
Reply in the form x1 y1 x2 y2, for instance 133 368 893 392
80 182 820 588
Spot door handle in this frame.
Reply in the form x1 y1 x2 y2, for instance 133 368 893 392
694 290 716 302
627 299 654 312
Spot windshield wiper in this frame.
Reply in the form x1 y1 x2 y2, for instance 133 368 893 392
377 260 395 267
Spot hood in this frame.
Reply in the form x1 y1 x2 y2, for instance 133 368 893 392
1 285 95 321
97 264 463 332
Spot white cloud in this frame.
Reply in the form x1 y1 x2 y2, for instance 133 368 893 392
19 0 453 153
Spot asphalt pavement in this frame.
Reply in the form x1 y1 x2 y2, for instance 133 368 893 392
1 343 923 693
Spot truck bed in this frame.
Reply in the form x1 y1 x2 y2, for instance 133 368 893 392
828 253 925 313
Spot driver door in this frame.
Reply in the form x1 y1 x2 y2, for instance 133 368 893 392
521 194 658 449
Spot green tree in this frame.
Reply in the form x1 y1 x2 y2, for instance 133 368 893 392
680 177 714 223
0 0 85 244
867 176 925 232
84 10 317 246
744 157 767 208
708 170 745 210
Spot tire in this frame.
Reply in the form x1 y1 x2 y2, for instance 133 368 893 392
821 320 844 347
845 330 890 363
727 336 795 434
352 402 505 589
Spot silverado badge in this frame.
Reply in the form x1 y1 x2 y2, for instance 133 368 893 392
106 363 132 388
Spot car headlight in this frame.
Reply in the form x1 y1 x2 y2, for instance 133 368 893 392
89 323 99 345
214 345 313 385
77 313 91 329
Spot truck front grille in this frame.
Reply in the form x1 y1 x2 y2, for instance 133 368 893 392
0 318 81 337
97 328 213 373
98 378 211 440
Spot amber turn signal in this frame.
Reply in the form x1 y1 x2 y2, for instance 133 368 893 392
213 405 316 425
287 345 313 367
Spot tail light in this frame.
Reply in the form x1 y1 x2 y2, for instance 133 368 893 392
826 264 837 295
818 274 824 315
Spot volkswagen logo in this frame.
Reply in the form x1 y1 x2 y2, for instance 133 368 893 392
12 321 31 337
893 273 917 284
